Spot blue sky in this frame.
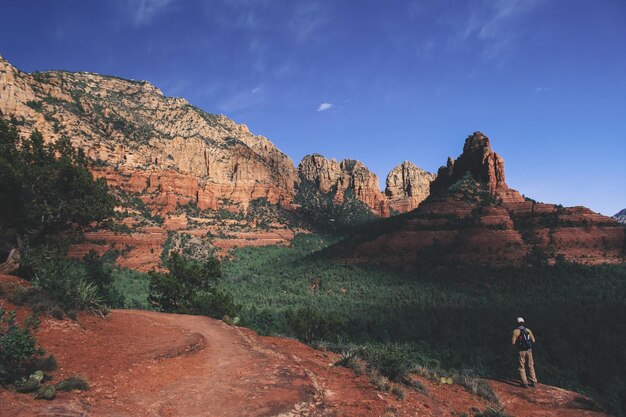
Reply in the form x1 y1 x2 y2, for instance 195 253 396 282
1 0 625 215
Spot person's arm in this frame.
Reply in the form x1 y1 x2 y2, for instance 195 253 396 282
512 329 519 345
528 329 536 343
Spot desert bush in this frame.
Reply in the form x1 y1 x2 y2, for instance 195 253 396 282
0 307 45 383
191 289 239 319
149 252 239 319
474 406 512 417
284 306 343 343
362 344 418 382
31 354 58 372
56 375 89 391
391 385 405 400
454 371 499 403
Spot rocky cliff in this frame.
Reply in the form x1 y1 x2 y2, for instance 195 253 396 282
297 155 435 217
0 56 309 269
430 131 506 194
334 132 626 267
385 161 436 213
297 155 389 216
614 209 626 224
0 55 297 213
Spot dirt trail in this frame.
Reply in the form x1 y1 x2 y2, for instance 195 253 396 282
0 307 611 417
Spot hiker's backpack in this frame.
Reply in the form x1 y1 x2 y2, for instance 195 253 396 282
517 327 532 350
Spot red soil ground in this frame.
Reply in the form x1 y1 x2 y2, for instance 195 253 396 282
0 275 609 417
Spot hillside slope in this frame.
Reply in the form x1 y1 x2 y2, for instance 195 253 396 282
0 291 609 417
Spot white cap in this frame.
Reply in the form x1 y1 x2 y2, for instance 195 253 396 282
517 317 525 323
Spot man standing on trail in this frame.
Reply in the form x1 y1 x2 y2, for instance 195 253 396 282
512 317 537 388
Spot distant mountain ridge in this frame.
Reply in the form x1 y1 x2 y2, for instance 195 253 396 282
0 55 434 269
614 209 626 224
0 55 432 216
332 132 626 267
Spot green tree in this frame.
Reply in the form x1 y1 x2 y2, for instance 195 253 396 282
149 252 239 318
0 118 115 238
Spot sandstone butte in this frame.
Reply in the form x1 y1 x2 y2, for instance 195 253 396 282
0 55 434 269
0 273 612 417
334 132 626 267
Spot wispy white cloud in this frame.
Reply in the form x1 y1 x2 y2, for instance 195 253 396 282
317 103 333 112
218 87 265 114
535 86 549 93
125 0 173 26
450 0 542 61
289 2 330 43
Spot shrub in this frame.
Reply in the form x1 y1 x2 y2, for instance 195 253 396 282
149 252 239 319
149 252 221 312
0 307 45 383
57 375 89 391
362 344 416 382
335 348 367 376
191 289 239 319
454 372 500 403
391 385 405 400
474 406 512 417
285 307 343 343
32 354 58 372
29 254 105 314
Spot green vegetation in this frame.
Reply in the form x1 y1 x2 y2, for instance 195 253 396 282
56 375 89 392
0 307 47 384
0 119 115 237
221 234 626 416
295 181 377 233
149 252 239 319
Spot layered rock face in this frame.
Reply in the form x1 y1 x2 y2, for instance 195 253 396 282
614 209 626 224
385 161 436 213
297 155 435 216
335 132 626 267
0 56 297 212
1 56 306 270
430 131 506 194
297 155 389 216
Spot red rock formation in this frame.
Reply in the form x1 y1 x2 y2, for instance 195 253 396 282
430 131 507 194
0 56 297 213
385 161 436 213
298 154 390 216
336 132 626 267
298 155 436 217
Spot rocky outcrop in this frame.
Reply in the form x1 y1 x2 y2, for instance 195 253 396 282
297 155 436 216
430 131 506 195
333 132 626 267
385 161 436 213
614 209 626 224
298 154 389 216
0 55 297 213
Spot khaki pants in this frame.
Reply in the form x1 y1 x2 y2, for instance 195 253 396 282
518 349 537 384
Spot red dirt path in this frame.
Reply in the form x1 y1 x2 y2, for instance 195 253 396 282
0 307 609 417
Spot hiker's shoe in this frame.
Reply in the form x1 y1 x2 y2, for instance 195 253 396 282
529 382 536 387
521 383 529 388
